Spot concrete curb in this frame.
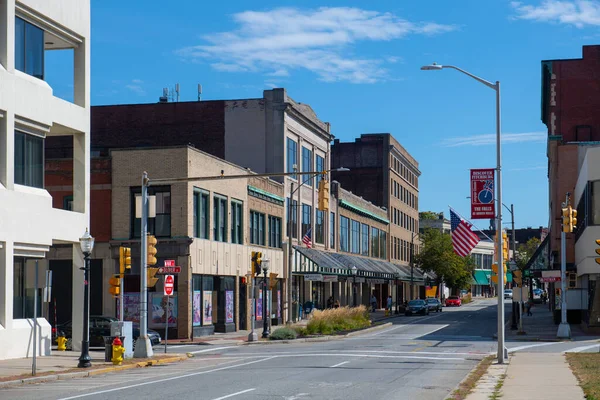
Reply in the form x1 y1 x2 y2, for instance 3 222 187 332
243 322 394 345
0 355 188 388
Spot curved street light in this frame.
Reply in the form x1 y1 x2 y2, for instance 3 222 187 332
77 229 94 368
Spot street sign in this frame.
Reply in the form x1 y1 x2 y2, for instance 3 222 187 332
541 276 560 283
470 168 495 219
158 266 181 274
164 275 174 296
164 260 175 267
508 261 518 271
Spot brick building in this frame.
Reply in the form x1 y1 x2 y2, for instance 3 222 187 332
330 134 421 299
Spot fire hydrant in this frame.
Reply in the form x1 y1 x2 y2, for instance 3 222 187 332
111 337 125 365
56 331 67 351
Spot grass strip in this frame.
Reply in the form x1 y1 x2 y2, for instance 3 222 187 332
447 355 494 400
566 353 600 400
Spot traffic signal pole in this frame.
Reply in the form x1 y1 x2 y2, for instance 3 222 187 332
557 193 572 339
134 171 153 358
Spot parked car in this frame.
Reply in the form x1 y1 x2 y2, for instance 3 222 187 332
445 296 462 307
504 289 513 299
426 298 443 313
405 299 429 316
56 316 161 350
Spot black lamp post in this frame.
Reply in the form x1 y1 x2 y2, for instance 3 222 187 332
395 271 401 314
78 228 94 368
351 266 358 307
261 259 271 339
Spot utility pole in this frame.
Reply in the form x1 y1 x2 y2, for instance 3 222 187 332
286 182 294 325
557 193 573 338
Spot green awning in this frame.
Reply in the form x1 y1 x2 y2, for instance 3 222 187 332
247 185 285 204
338 200 389 224
473 270 491 285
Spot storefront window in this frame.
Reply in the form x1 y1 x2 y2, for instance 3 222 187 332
340 216 349 252
351 220 360 254
13 258 42 319
379 230 387 259
371 227 380 258
361 223 369 256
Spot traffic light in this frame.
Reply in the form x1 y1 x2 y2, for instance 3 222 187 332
119 246 131 276
109 276 120 296
147 267 159 288
251 251 263 276
269 272 279 289
317 179 330 211
502 231 509 262
513 270 522 286
147 234 158 265
595 239 600 265
491 263 507 274
570 206 577 232
491 275 507 284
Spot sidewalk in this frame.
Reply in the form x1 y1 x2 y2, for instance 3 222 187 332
506 301 586 341
466 352 585 400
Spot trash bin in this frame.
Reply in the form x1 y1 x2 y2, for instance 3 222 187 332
103 336 125 362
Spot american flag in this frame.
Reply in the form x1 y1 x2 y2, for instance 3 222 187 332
450 209 480 257
302 228 312 248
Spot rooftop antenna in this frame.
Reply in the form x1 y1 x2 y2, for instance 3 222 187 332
198 84 202 101
159 88 169 103
175 83 180 102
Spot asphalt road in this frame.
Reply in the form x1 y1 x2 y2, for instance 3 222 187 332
3 299 599 400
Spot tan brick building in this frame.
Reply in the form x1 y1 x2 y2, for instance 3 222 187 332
110 146 284 339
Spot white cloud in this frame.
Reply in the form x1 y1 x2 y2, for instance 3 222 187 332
511 1 600 28
177 7 457 83
125 79 145 95
440 132 546 147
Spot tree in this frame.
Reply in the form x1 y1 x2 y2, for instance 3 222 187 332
419 211 442 221
514 237 541 270
415 228 475 293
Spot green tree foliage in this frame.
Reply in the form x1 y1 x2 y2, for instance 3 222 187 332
419 211 442 221
514 237 541 270
415 228 476 292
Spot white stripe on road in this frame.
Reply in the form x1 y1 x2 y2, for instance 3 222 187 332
212 388 256 400
564 344 600 353
56 357 276 400
188 346 235 354
358 314 443 338
506 342 559 353
329 361 350 368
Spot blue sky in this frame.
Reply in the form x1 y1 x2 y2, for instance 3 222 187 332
46 0 600 229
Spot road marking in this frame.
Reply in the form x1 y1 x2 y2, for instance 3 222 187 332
188 346 235 354
342 350 486 356
358 314 442 338
56 357 276 400
329 361 350 368
212 388 256 400
564 344 600 353
506 342 559 353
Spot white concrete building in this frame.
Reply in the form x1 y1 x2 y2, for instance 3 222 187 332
0 0 90 359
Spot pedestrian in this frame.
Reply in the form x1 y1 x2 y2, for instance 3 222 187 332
542 290 548 305
387 295 393 315
326 296 334 309
526 299 533 316
370 294 377 312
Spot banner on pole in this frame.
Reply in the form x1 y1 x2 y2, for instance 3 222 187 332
470 169 495 219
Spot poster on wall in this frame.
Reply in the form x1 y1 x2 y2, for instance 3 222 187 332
256 290 263 321
470 168 495 219
203 291 213 325
277 290 281 318
225 290 234 323
193 291 202 327
117 293 140 323
149 293 177 328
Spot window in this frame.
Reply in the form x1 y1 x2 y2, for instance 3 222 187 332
379 229 387 259
330 212 335 249
13 258 41 319
14 131 43 188
371 227 380 258
316 154 325 187
340 216 349 252
193 189 209 239
483 254 493 270
131 187 171 238
213 195 228 242
302 147 313 186
351 220 360 254
15 17 44 80
315 210 325 244
287 138 297 179
63 195 73 211
361 223 369 256
250 211 266 245
230 200 243 244
287 198 298 238
268 216 282 248
302 204 312 238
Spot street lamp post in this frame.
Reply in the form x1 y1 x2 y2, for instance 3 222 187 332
77 229 94 368
351 266 358 307
395 271 401 314
421 63 506 363
262 259 271 339
286 166 350 325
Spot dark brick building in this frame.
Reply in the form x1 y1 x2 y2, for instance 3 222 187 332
542 45 600 270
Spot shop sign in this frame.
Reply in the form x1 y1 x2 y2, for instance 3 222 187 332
323 275 338 282
368 279 385 284
304 274 324 281
355 277 366 283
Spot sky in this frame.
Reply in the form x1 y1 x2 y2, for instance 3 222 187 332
45 0 600 230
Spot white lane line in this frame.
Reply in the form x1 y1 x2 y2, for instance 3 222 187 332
506 342 559 353
211 388 256 400
564 344 600 353
329 361 350 368
359 314 442 338
277 353 464 361
189 346 235 354
56 357 276 400
341 350 487 356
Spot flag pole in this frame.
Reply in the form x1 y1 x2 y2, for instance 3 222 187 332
448 206 494 242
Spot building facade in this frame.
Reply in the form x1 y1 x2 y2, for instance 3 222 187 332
331 134 421 298
0 0 91 359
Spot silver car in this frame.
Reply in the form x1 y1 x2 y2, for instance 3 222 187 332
504 289 513 299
